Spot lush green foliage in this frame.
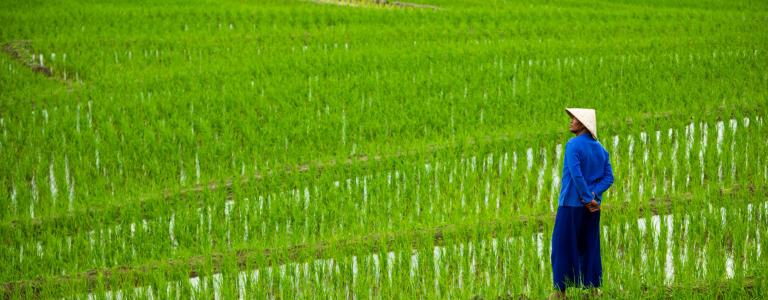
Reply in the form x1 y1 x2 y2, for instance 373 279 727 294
1 0 767 298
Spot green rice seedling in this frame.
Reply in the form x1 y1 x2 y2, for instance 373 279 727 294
2 1 768 298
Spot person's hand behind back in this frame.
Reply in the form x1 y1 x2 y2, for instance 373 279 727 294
582 191 600 212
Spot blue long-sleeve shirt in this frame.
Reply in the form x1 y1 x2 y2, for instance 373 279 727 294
558 132 614 207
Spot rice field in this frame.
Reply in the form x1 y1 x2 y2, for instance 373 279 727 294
1 0 767 298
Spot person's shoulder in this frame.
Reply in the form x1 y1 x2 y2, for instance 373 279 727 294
594 139 605 148
601 145 610 157
566 136 580 145
595 141 610 156
566 135 587 147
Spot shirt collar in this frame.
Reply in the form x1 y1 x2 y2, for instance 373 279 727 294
577 132 594 140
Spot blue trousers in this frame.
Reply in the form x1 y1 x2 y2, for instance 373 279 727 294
551 206 602 291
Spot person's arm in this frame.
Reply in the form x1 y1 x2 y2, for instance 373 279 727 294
592 152 615 204
565 141 594 204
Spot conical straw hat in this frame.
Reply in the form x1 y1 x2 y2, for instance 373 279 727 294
565 108 597 139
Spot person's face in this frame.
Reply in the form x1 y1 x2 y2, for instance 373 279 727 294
569 116 585 134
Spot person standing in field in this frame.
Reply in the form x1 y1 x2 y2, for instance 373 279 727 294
549 108 614 299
